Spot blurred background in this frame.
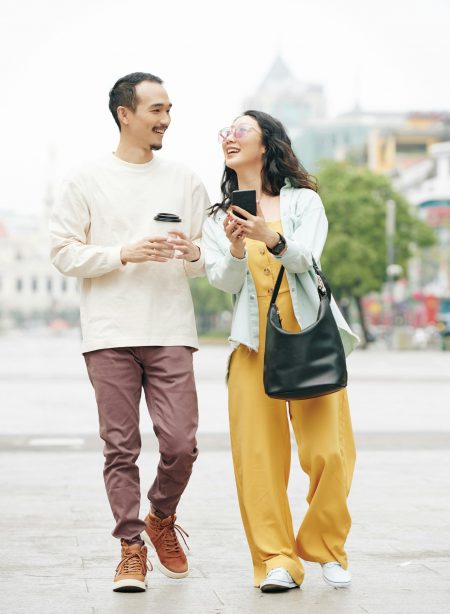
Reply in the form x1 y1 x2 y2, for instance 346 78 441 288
1 0 449 350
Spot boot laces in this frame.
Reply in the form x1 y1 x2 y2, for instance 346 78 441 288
162 519 190 554
117 548 152 575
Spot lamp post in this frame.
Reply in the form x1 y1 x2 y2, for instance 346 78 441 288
386 199 405 347
386 200 396 277
386 199 399 344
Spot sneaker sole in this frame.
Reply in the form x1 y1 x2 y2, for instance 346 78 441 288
322 576 351 589
260 582 299 593
141 530 189 579
113 578 147 592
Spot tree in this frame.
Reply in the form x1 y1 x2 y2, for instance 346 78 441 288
316 160 435 346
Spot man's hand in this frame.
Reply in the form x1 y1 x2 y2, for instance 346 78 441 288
120 237 175 264
166 231 201 262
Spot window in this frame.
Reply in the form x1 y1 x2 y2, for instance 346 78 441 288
396 142 427 154
16 278 23 292
31 277 38 292
47 278 53 293
61 278 67 293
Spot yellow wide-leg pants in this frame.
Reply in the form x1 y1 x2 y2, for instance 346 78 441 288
228 231 356 587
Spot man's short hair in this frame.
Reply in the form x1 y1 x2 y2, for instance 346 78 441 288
109 72 163 130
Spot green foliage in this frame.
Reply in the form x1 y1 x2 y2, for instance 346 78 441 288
189 277 232 315
316 160 435 299
189 276 232 334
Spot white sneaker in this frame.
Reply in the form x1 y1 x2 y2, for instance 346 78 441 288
321 562 351 588
260 567 299 593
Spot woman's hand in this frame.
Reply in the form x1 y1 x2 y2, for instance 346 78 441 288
229 203 279 249
224 213 246 259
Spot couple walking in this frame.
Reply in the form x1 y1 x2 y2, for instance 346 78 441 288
50 72 359 594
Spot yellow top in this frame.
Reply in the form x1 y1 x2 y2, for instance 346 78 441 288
246 220 290 297
245 220 300 340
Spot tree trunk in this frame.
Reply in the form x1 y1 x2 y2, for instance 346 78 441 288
356 295 369 349
338 297 351 324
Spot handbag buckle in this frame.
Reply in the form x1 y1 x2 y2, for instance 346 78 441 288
317 275 327 297
275 305 282 326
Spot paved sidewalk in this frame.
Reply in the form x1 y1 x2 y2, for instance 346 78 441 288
1 446 450 614
1 336 450 613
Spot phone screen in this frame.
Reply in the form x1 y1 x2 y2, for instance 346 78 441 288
231 190 257 219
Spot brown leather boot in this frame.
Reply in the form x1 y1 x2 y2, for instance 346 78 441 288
142 512 189 578
113 540 150 592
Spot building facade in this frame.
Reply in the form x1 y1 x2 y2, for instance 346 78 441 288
394 140 450 300
0 207 79 327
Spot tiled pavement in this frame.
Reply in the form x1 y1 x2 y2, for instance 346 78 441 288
1 445 449 614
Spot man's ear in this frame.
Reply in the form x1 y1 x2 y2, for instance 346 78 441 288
117 106 129 127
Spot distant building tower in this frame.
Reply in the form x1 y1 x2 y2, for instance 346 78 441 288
243 55 327 140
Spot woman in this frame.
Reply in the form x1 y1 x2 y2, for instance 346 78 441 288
202 111 359 593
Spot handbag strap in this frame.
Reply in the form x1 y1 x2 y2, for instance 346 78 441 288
270 257 330 307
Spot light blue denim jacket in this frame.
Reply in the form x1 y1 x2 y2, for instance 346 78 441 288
202 185 360 356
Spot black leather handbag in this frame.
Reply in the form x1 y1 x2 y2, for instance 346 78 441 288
263 259 347 400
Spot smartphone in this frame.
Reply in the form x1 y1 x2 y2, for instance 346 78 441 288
231 190 257 219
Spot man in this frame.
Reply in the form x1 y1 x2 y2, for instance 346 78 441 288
50 72 210 592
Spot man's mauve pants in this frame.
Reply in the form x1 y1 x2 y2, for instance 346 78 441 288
84 346 199 541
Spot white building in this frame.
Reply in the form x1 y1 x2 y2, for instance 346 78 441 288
394 141 450 298
0 194 79 324
396 141 450 208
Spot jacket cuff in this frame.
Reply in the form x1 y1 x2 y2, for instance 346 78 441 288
225 247 248 268
272 239 312 269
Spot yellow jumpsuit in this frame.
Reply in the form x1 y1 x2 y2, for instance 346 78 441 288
228 221 356 587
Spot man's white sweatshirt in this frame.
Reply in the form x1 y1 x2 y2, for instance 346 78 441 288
50 154 210 353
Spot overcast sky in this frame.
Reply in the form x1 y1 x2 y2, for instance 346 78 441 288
1 0 449 216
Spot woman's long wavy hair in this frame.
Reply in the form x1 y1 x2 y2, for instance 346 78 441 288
210 109 317 215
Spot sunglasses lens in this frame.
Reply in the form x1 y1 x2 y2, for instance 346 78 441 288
235 127 248 139
218 128 231 142
218 126 252 141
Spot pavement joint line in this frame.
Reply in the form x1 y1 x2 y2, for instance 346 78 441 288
29 437 85 446
2 432 450 451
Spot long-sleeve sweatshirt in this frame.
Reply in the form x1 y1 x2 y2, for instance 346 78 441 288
50 154 211 353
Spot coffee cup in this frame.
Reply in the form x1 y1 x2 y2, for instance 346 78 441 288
153 213 183 258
